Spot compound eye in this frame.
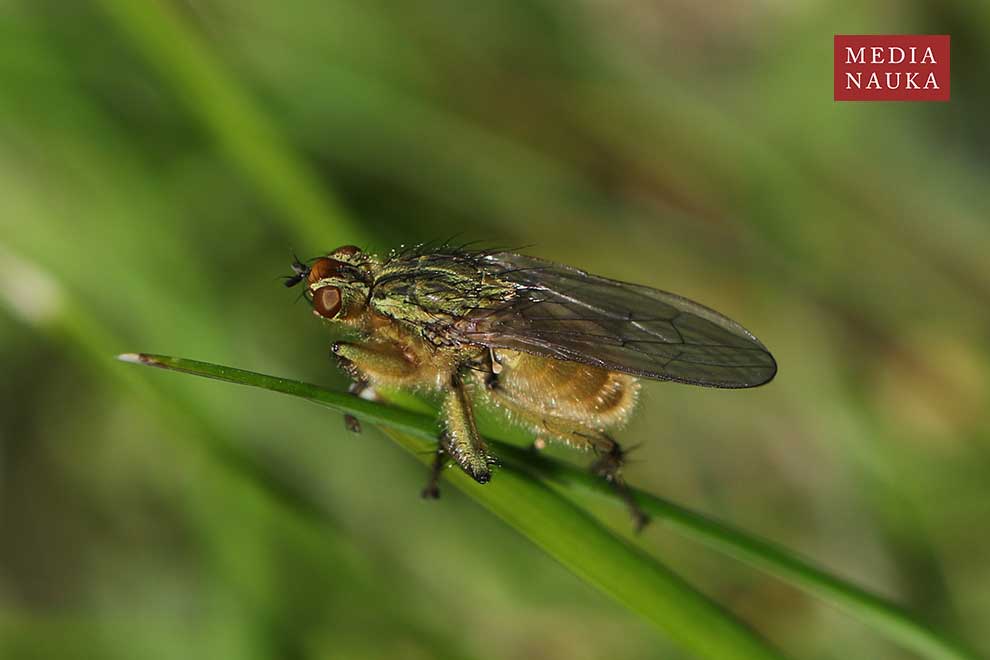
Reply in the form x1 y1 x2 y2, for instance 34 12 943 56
333 245 362 259
307 258 344 286
312 286 342 319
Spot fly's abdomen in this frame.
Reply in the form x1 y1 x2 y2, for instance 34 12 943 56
494 350 639 429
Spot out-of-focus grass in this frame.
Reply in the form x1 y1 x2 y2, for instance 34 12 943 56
117 353 975 660
1 1 989 659
116 354 789 660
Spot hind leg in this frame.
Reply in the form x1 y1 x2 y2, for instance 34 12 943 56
588 438 648 532
483 382 648 531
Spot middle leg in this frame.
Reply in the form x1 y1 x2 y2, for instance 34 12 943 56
440 372 494 485
421 373 494 497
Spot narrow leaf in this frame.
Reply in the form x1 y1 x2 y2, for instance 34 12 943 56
118 353 783 660
119 354 975 660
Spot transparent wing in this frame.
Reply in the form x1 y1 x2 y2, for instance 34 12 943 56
454 252 777 388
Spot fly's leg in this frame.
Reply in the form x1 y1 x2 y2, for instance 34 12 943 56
440 372 495 485
332 338 498 493
590 438 649 533
423 376 493 498
421 434 451 499
343 379 374 434
541 422 647 532
331 340 494 495
344 417 362 433
333 340 421 434
484 380 648 531
332 340 421 382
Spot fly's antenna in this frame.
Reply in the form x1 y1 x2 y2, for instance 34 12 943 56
283 252 310 288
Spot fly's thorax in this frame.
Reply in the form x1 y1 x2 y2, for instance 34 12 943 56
369 258 517 336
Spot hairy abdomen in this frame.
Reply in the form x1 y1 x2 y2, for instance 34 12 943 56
491 350 639 430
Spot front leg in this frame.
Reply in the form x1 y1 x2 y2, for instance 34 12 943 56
333 340 421 434
342 379 374 434
332 340 422 384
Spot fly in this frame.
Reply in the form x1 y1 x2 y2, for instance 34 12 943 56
286 244 776 529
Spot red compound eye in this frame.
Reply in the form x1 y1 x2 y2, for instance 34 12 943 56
333 245 362 258
307 258 344 286
312 286 342 319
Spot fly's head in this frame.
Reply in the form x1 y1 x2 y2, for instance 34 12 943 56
284 245 377 327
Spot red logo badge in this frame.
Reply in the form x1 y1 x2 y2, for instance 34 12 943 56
834 35 950 102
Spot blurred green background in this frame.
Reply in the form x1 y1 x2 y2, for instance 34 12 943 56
1 1 988 658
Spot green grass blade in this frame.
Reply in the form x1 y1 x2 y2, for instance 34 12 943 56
117 353 783 660
527 460 977 660
382 426 783 660
118 354 975 660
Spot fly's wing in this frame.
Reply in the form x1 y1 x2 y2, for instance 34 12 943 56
455 252 777 388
